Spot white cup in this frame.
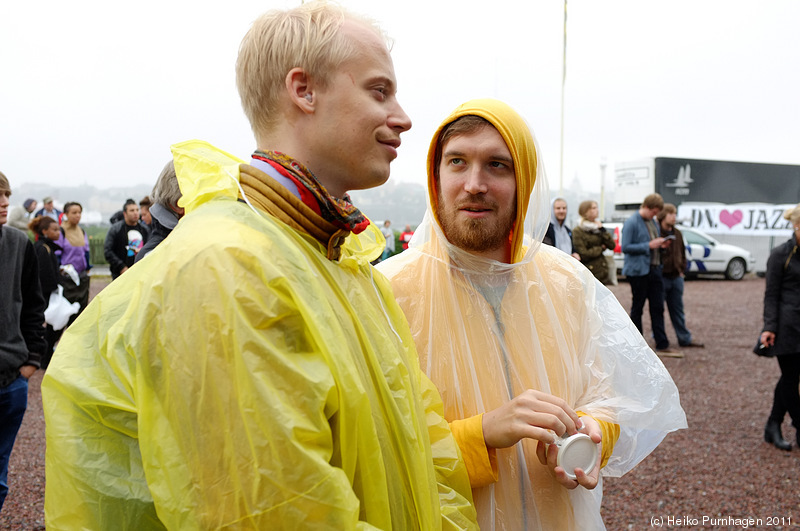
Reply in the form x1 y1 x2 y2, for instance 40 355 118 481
555 433 598 479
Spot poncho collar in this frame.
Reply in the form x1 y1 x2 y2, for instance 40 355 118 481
238 163 351 261
252 150 370 235
169 140 382 264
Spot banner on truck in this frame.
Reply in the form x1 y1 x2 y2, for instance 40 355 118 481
677 203 795 236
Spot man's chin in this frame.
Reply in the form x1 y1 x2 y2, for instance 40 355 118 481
442 221 488 251
348 169 390 193
438 211 515 256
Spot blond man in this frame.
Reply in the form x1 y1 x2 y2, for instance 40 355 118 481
42 3 476 528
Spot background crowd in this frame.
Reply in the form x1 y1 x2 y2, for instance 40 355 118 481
1 1 798 527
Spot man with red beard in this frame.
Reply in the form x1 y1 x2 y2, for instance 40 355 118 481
379 99 686 529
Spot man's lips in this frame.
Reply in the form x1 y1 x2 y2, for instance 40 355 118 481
457 204 494 218
378 137 401 158
379 137 401 149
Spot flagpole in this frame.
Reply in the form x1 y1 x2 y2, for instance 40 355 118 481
559 0 567 196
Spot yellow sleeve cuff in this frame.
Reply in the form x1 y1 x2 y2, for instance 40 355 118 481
449 414 498 488
577 412 620 469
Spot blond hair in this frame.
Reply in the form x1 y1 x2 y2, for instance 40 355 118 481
235 1 385 137
784 203 800 225
151 161 182 208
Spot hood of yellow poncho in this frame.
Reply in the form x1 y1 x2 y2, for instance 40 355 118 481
426 98 538 264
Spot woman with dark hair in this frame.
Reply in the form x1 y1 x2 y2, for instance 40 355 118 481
761 203 800 451
28 215 63 367
56 201 91 318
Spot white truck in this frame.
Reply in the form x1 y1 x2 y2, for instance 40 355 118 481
613 157 800 273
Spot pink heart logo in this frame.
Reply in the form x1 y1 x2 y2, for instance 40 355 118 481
719 209 743 229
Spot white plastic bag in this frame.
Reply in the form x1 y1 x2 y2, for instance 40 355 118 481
45 284 80 330
605 252 618 286
60 264 80 286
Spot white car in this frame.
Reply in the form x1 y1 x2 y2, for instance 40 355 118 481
606 223 755 280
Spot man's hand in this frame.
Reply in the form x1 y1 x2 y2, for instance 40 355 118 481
761 331 776 347
649 237 667 249
120 266 129 275
482 389 582 449
535 415 602 490
19 364 37 379
571 252 581 261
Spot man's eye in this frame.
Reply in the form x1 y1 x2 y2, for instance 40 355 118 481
490 161 508 169
449 158 464 165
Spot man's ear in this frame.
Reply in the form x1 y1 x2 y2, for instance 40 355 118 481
285 67 315 114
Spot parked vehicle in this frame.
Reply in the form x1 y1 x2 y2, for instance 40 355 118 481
606 222 755 280
613 157 800 273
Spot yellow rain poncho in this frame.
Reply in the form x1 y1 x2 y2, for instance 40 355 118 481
378 99 687 530
42 141 477 530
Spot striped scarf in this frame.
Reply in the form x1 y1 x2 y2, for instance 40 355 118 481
252 151 370 234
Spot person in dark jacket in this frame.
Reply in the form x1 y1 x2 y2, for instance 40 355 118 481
104 199 149 279
657 203 704 349
34 196 62 222
621 193 682 357
0 171 46 511
543 197 580 259
135 161 184 263
29 216 63 367
760 203 800 451
139 195 153 237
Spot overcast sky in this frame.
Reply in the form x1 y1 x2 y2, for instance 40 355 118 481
2 0 798 198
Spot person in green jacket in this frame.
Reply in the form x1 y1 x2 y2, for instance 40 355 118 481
572 200 616 284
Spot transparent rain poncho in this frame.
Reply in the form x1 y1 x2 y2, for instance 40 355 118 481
378 99 687 530
42 141 476 530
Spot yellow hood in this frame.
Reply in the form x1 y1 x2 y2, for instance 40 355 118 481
426 98 538 263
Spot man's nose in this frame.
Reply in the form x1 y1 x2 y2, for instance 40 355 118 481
463 166 488 195
389 100 412 133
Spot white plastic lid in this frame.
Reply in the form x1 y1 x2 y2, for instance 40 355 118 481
556 433 598 480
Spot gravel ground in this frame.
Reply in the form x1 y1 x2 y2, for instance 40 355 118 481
2 274 799 529
0 275 110 530
601 275 800 530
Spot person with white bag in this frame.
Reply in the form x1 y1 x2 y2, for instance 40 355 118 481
28 216 78 368
55 201 92 322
